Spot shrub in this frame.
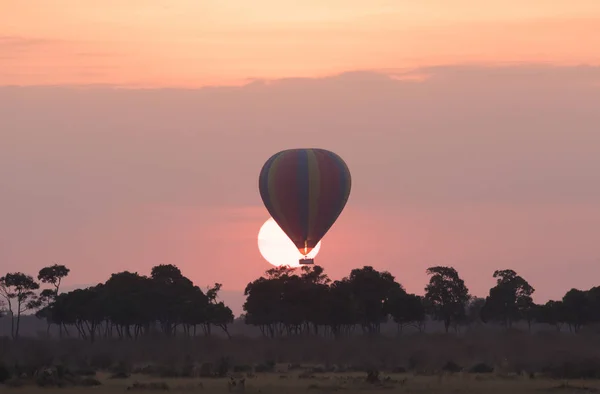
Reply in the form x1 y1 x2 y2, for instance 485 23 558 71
468 362 494 374
255 360 276 373
442 361 462 373
79 377 102 386
215 356 231 377
233 364 252 373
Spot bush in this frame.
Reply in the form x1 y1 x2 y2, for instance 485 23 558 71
366 369 380 384
72 367 97 376
215 356 231 377
110 371 131 379
79 377 102 386
111 360 132 375
255 360 276 373
468 362 494 374
442 361 462 373
233 364 252 373
127 381 169 391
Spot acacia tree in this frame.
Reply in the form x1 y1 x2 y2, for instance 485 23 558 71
344 266 400 335
424 266 470 333
0 273 40 339
204 283 234 337
38 263 70 296
387 289 426 333
561 289 590 332
535 300 566 331
37 264 70 335
481 269 535 329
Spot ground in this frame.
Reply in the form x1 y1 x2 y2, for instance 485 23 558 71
4 371 600 393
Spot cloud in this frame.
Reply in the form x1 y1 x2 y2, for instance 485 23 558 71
0 36 56 49
0 36 58 60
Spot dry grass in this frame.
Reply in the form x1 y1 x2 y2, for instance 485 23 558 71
3 330 600 392
3 371 600 394
2 330 600 373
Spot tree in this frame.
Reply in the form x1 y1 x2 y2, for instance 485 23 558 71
387 289 426 333
562 288 590 332
481 269 535 329
465 297 486 326
38 263 70 296
344 266 400 335
535 300 566 331
150 264 197 336
205 283 234 337
36 264 71 337
0 273 40 339
424 266 470 333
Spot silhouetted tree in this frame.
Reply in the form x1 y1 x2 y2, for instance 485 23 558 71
9 259 600 340
30 264 234 341
562 288 591 332
481 269 535 329
424 266 470 333
0 273 40 339
387 289 426 333
36 264 70 336
38 263 70 296
344 266 400 335
204 283 234 337
465 297 486 326
535 300 566 331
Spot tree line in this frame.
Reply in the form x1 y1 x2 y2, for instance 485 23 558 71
0 264 233 340
0 263 599 340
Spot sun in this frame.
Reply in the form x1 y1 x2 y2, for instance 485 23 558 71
257 218 321 267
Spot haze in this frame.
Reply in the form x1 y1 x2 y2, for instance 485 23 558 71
1 1 600 315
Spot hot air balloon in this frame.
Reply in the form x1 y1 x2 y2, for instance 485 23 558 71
258 148 351 265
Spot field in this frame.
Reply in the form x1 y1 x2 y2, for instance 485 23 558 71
3 370 600 393
3 330 600 392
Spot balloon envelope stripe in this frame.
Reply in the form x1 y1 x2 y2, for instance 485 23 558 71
310 149 344 247
258 154 278 218
273 151 304 249
306 149 321 247
328 150 351 221
297 149 310 245
266 153 290 235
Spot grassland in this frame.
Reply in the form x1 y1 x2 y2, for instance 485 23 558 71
4 370 600 394
3 329 600 392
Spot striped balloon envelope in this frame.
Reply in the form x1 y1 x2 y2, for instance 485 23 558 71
258 148 351 261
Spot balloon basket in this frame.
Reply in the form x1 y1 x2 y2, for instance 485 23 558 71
299 258 314 265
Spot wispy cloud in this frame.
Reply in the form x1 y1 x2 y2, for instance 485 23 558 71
0 35 59 50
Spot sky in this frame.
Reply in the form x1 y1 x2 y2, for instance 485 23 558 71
1 1 600 315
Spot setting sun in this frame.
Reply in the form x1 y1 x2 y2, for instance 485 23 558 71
257 218 321 268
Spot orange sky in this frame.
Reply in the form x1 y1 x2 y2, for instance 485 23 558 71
2 0 600 86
